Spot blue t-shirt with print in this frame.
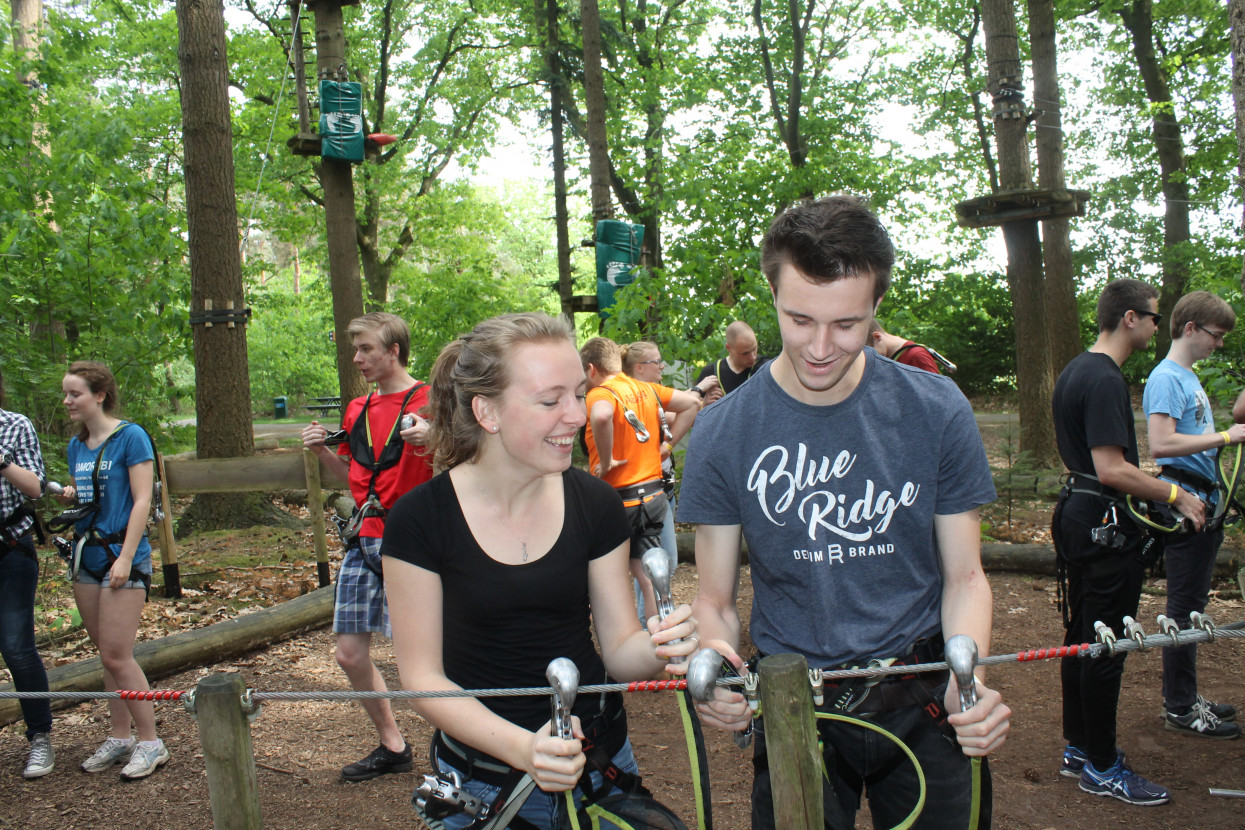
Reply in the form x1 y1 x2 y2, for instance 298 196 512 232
67 422 154 574
679 349 995 668
1143 358 1217 492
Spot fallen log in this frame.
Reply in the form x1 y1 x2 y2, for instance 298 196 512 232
0 585 333 725
672 532 1243 579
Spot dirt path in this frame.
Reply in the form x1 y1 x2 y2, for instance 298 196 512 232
3 569 1244 829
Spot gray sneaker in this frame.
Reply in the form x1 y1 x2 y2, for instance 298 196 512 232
23 733 54 779
1165 698 1241 739
81 737 135 773
120 740 169 780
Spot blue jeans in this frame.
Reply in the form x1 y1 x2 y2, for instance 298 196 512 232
0 537 52 738
424 739 640 830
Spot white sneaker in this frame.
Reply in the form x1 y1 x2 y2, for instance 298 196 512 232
120 740 169 780
81 736 135 773
23 733 54 779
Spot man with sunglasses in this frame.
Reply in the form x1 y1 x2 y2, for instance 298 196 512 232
1051 279 1206 805
1143 291 1243 740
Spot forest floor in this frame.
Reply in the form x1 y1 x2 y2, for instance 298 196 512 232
3 414 1245 829
3 567 1244 830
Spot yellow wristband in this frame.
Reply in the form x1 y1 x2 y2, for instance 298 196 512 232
1166 482 1179 504
1220 430 1232 447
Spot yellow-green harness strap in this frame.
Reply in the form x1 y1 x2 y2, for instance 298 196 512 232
813 712 928 830
675 689 714 829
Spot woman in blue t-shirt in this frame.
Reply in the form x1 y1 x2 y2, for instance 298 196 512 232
382 313 697 829
54 361 169 780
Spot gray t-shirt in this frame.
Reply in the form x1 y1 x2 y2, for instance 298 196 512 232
679 349 995 667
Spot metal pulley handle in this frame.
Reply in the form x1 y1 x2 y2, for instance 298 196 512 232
641 548 684 664
686 646 755 749
546 658 578 741
945 634 979 712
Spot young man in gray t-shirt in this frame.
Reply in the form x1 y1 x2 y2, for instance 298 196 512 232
681 196 1011 829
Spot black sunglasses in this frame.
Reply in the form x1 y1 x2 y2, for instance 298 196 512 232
1133 309 1163 325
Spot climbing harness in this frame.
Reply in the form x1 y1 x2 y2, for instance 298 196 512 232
335 383 424 548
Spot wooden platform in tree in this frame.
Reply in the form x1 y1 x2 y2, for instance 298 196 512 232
955 188 1091 228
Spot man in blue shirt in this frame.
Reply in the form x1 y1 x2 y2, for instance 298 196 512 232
1143 290 1245 739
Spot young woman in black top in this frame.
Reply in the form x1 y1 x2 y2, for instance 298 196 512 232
382 313 697 829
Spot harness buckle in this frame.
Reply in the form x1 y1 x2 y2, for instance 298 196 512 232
415 770 491 820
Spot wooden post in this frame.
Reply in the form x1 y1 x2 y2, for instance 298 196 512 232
196 672 263 829
303 447 331 587
155 452 181 598
758 653 823 829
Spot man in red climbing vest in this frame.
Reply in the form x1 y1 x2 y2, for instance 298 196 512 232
303 312 432 781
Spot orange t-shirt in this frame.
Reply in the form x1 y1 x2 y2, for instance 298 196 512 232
585 374 674 490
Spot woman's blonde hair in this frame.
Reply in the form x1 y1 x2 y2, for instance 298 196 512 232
427 313 575 469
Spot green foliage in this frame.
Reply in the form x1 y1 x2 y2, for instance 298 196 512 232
385 180 563 378
245 268 339 408
0 10 188 440
883 262 1016 396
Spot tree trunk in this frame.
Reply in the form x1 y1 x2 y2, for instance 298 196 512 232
176 0 289 534
753 0 813 195
311 0 367 403
1232 0 1245 296
13 0 67 359
1028 0 1082 376
581 0 613 223
981 0 1059 468
1119 0 1191 362
540 0 574 316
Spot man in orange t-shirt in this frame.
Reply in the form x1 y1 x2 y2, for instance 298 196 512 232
580 337 701 614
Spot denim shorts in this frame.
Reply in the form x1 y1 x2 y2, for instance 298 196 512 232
75 565 152 591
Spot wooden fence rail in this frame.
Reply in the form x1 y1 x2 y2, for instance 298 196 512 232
155 448 347 597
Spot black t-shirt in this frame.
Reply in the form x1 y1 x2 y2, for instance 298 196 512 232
696 357 768 395
1052 351 1139 526
382 467 630 732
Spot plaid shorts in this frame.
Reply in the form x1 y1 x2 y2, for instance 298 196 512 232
333 536 390 637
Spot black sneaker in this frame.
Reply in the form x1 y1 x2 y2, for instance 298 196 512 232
1165 699 1241 739
341 743 413 782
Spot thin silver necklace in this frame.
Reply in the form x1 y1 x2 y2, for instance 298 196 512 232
484 489 540 562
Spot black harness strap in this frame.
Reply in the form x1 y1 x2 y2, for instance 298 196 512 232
347 383 425 508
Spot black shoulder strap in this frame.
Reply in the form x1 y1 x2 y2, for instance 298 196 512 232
891 343 916 361
349 383 426 500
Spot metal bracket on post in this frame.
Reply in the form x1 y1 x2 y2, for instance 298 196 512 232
241 689 262 724
181 688 198 721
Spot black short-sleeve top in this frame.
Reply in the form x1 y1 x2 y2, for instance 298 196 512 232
382 466 630 732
